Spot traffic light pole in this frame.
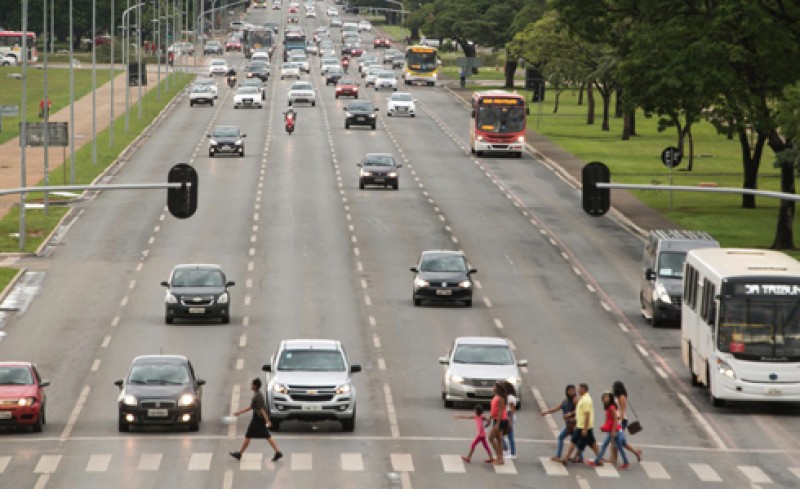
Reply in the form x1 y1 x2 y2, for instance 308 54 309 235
594 183 800 202
0 183 189 197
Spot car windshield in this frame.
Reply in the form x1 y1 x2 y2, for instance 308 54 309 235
475 105 526 134
172 268 225 287
392 93 413 101
657 251 686 279
277 350 346 371
292 82 312 90
243 80 262 87
0 367 33 385
365 155 395 166
211 60 225 66
378 72 395 79
339 78 357 85
421 255 467 273
128 364 190 385
347 103 373 111
453 345 514 365
192 85 211 92
282 63 296 70
238 87 259 94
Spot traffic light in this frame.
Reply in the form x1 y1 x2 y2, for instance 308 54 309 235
582 161 610 216
167 163 198 219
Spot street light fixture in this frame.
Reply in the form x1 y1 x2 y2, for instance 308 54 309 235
122 2 146 133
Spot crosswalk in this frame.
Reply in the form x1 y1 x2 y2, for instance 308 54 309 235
2 451 800 484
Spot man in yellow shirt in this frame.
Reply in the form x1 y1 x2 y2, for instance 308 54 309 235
560 383 600 465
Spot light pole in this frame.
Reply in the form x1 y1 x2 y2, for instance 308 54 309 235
69 0 75 184
42 0 50 212
137 1 143 120
91 0 97 165
152 16 161 100
122 2 145 133
20 0 28 251
110 0 115 147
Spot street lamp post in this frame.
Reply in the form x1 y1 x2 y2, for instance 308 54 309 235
20 0 28 251
137 1 143 120
110 0 115 147
69 0 75 184
42 0 50 212
122 2 145 133
92 0 97 165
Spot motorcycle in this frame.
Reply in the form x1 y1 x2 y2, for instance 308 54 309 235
226 74 237 88
284 110 296 135
342 57 350 73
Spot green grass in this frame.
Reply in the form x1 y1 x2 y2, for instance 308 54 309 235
378 25 411 42
0 66 109 144
0 72 193 256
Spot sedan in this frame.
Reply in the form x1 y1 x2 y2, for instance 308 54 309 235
225 37 242 51
0 362 49 432
162 264 236 322
289 52 310 73
189 84 215 107
387 92 416 117
207 125 247 158
193 77 219 98
245 62 270 82
344 101 378 129
1 55 17 66
207 58 228 76
240 78 266 100
411 250 476 306
280 62 301 80
335 77 359 98
320 57 340 74
114 355 205 432
325 66 345 85
233 86 264 109
358 153 401 190
364 66 382 87
374 70 398 91
373 37 392 48
203 40 223 55
287 81 316 106
439 337 527 408
330 17 343 28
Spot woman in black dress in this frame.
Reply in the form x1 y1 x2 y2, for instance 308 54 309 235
230 378 283 462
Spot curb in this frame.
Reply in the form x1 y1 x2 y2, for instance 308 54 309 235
0 267 27 310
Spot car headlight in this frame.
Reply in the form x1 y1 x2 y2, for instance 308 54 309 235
446 373 464 384
272 383 288 394
361 171 372 177
654 283 671 303
235 139 243 145
345 112 353 118
165 293 178 304
388 172 397 177
414 277 429 287
217 292 229 304
369 113 376 118
517 136 525 143
209 139 218 146
335 383 352 395
507 376 520 385
715 358 737 380
123 395 138 406
178 393 196 406
17 397 36 407
458 280 472 288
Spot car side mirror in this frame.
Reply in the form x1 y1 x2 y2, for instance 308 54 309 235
396 164 403 168
226 281 236 287
160 281 169 287
374 107 379 111
517 359 528 367
438 357 449 365
410 266 418 273
468 268 478 275
357 163 362 167
242 134 247 138
262 364 272 372
350 364 362 373
206 134 211 138
343 107 347 111
114 379 124 388
645 268 656 281
470 110 475 118
196 379 206 386
39 380 50 388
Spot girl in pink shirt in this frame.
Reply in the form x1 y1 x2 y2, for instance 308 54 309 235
454 404 493 463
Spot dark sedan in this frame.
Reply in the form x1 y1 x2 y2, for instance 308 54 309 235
161 264 235 323
245 62 270 82
344 101 378 130
325 66 345 85
114 355 205 432
207 125 246 157
411 251 477 307
358 153 401 190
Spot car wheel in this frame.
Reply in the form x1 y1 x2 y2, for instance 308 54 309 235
312 101 316 106
189 101 194 107
464 299 473 308
443 398 454 409
288 101 292 106
335 94 339 99
359 180 365 190
393 87 398 91
32 411 44 432
345 122 350 129
165 316 174 324
280 76 284 80
221 315 230 324
651 314 662 328
393 183 399 190
209 152 214 158
118 413 130 432
371 123 376 130
374 87 378 91
413 298 422 306
41 404 46 425
341 409 356 432
387 112 392 117
476 151 484 157
239 150 245 157
411 114 416 118
188 417 200 432
210 100 214 106
708 364 725 407
234 106 238 109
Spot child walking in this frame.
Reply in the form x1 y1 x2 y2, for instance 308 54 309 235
454 404 493 463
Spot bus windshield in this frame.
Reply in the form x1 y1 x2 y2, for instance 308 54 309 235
406 50 437 72
476 105 525 134
718 298 800 360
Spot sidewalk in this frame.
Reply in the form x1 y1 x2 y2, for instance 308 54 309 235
0 68 163 220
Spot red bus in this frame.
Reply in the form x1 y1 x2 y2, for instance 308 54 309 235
0 31 38 63
470 90 527 158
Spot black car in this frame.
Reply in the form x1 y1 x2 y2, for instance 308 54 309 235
207 125 246 157
325 66 345 85
358 153 401 190
411 251 477 307
114 355 205 432
161 264 235 323
245 62 270 82
344 101 379 130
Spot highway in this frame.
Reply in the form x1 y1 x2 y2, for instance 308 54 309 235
1 2 799 488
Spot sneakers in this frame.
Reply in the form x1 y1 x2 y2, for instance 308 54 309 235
502 451 510 459
229 452 242 460
506 454 516 459
272 451 284 462
619 463 630 470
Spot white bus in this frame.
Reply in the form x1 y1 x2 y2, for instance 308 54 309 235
682 248 800 406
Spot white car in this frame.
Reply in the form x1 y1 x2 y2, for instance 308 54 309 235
386 92 416 117
287 81 317 106
358 20 372 32
193 78 219 99
1 55 17 66
320 57 340 74
233 86 263 109
305 42 318 55
305 8 316 18
288 52 310 73
360 61 381 76
251 50 270 63
326 7 338 16
280 62 301 80
189 84 215 107
330 17 343 28
374 70 398 91
364 66 382 87
207 59 228 76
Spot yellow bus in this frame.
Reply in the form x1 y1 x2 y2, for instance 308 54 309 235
403 45 438 86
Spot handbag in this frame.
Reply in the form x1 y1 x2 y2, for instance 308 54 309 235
626 401 643 435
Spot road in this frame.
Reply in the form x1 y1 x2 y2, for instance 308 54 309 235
1 2 799 489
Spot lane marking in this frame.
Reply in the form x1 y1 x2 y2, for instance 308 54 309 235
440 454 465 473
34 454 62 473
377 358 386 370
678 393 728 450
91 359 101 372
0 455 10 474
641 461 670 480
373 334 381 349
483 297 493 308
689 462 722 482
188 453 212 471
364 295 371 306
101 336 111 348
137 453 162 471
654 366 668 379
384 384 400 438
236 359 244 370
341 453 364 472
245 278 252 289
222 469 233 489
228 384 241 438
240 453 262 471
239 334 247 348
739 465 772 484
493 318 503 330
128 280 136 290
532 387 559 435
85 454 112 472
244 295 251 306
617 322 629 333
635 344 649 358
540 456 569 476
291 453 312 471
120 296 129 307
390 453 413 472
32 475 49 489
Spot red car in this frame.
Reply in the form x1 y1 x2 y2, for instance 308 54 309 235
336 77 359 99
225 37 242 52
0 362 49 432
288 5 298 13
373 37 392 48
349 47 364 57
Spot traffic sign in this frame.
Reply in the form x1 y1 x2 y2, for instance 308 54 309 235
455 57 482 70
661 146 682 168
20 122 69 147
0 105 19 117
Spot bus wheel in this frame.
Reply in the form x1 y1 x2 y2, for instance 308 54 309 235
476 151 483 157
708 364 725 406
515 151 523 159
688 347 701 386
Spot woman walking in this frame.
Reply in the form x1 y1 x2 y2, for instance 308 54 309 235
230 378 283 462
541 384 578 462
611 380 642 464
503 381 518 459
586 392 628 469
454 404 493 464
488 382 508 465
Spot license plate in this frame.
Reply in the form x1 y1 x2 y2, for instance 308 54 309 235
357 117 366 121
399 107 407 111
189 307 205 314
0 411 12 419
301 404 322 412
436 289 453 296
765 387 783 395
373 178 385 183
147 409 168 417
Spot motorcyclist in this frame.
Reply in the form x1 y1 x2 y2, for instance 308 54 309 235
283 108 298 122
226 68 237 87
341 55 350 72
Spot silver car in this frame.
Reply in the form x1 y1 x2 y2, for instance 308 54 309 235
262 339 360 431
439 337 527 408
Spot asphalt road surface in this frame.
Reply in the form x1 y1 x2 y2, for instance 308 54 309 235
1 2 799 489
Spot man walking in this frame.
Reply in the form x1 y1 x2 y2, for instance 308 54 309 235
560 383 600 465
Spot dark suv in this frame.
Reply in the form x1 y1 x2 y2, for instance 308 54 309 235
343 101 379 130
207 125 246 157
161 264 235 323
358 153 401 190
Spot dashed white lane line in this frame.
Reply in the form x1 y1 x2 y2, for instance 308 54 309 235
90 359 101 372
357 262 363 272
353 247 360 256
483 297 493 308
678 393 727 449
61 385 90 439
245 278 252 289
600 301 611 312
136 262 143 272
586 284 596 293
249 248 256 256
377 358 386 371
360 279 368 289
34 455 61 473
243 317 249 327
473 280 482 289
384 384 400 438
111 316 120 327
239 334 247 348
228 384 241 438
248 261 254 272
493 318 503 330
635 344 649 358
86 454 112 472
120 296 129 307
128 280 136 290
235 359 244 371
101 336 111 348
364 295 372 306
369 316 376 326
148 236 155 245
244 295 251 306
618 322 629 333
373 334 381 349
654 366 668 379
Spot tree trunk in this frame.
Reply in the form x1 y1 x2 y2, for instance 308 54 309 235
586 83 594 125
739 128 766 209
503 60 517 89
600 88 612 131
615 89 623 118
686 125 695 171
769 131 795 249
553 88 563 114
621 111 632 140
460 41 477 74
578 83 584 105
630 110 636 136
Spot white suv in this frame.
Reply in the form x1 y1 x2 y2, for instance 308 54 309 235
262 339 360 431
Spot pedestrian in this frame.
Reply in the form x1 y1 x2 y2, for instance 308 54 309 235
38 98 52 119
502 381 517 460
453 404 493 464
229 378 283 462
488 381 508 465
587 392 628 468
540 384 578 462
559 383 600 465
611 380 642 463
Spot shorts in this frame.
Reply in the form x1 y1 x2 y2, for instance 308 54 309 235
570 428 595 450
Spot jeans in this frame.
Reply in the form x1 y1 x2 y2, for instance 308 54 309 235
555 425 569 458
502 413 516 455
595 431 628 464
